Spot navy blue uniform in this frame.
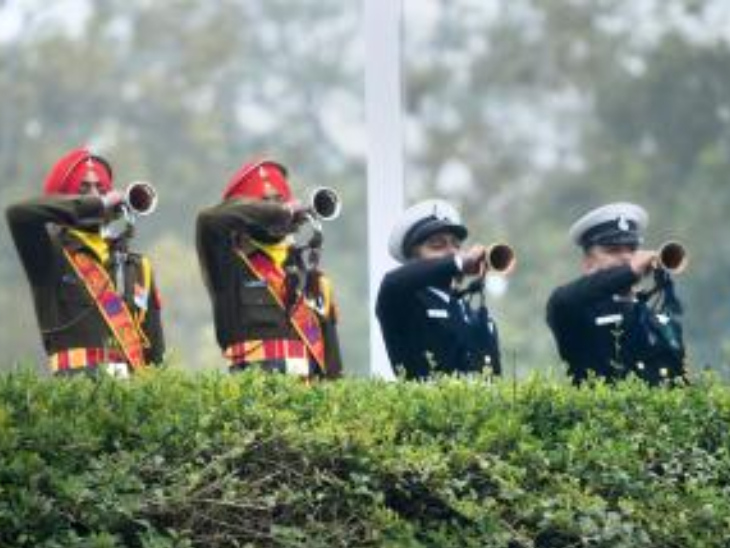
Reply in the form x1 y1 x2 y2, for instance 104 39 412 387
547 265 687 385
376 256 501 379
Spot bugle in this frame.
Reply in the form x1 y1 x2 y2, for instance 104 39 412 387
486 243 516 274
308 186 341 221
124 181 158 216
657 241 688 273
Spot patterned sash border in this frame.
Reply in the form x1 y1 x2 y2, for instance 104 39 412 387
63 249 146 370
235 249 326 373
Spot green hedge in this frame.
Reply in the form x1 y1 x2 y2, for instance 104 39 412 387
1 368 729 547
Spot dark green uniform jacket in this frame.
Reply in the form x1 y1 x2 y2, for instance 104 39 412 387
6 196 165 366
196 199 343 378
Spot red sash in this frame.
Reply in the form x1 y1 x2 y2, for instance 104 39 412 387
64 249 147 370
236 249 326 373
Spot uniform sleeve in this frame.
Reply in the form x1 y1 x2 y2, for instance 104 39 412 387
6 196 106 285
195 199 294 292
142 272 165 365
547 265 638 324
322 316 343 379
376 256 460 324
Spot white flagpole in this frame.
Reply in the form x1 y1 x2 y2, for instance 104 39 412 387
364 0 404 379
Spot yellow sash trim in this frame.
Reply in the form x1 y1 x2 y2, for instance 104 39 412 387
318 275 336 321
250 238 290 267
68 229 110 264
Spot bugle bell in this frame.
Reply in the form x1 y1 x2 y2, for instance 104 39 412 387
308 186 341 221
124 181 158 216
657 241 688 273
486 243 516 274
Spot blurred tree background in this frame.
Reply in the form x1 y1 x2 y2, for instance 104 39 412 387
1 0 728 377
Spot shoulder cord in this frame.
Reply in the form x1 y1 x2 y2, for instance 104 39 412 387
637 269 683 316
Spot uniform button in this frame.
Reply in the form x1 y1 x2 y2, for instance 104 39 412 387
636 361 645 370
484 356 491 364
660 368 668 377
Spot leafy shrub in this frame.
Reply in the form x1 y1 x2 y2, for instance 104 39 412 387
1 368 729 547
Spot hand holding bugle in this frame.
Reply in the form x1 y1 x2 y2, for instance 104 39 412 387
290 186 342 230
286 187 342 251
630 241 688 277
99 182 157 241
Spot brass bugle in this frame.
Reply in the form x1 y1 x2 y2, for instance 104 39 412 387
657 241 688 273
486 243 516 274
124 181 158 216
308 186 341 221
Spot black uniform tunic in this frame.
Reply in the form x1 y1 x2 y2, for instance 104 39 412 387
376 255 501 379
546 265 687 385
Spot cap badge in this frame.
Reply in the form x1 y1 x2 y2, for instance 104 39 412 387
431 203 449 221
617 215 630 231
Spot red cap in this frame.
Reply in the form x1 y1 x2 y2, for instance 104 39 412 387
223 159 292 202
43 148 113 196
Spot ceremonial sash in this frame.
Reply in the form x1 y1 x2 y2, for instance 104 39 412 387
236 249 327 373
63 249 147 370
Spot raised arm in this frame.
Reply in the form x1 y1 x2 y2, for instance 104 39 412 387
6 195 106 284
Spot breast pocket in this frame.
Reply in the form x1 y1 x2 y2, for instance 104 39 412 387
239 284 282 326
240 283 271 306
57 275 91 304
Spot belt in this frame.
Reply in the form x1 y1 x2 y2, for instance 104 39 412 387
225 339 311 377
49 348 127 373
225 339 307 362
